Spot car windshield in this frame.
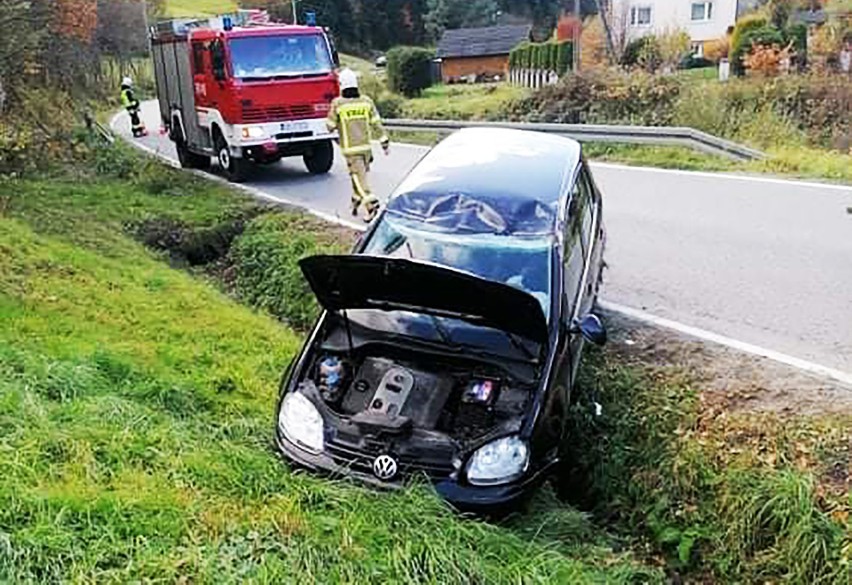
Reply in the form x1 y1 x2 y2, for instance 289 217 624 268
353 213 553 358
229 34 332 79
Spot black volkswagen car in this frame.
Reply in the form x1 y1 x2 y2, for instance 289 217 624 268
275 128 607 509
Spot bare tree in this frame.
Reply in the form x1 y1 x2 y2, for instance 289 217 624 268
594 0 634 63
97 0 148 60
594 0 616 62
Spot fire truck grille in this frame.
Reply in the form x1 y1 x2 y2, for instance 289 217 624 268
242 104 316 123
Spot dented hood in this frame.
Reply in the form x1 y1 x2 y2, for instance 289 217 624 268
299 255 549 343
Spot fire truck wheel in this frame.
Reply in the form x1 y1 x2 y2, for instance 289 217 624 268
215 135 249 182
303 140 334 175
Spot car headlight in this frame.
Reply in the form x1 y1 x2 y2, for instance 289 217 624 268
278 392 324 453
466 436 529 486
241 126 265 139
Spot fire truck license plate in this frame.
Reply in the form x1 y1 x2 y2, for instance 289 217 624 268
280 121 309 133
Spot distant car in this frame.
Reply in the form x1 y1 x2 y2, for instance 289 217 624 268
274 128 607 510
374 55 387 68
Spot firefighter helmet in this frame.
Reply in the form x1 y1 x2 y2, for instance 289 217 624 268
338 68 358 91
122 76 133 88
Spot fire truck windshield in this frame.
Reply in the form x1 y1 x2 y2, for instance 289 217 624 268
229 34 333 79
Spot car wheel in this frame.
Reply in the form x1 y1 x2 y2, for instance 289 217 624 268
215 135 249 182
303 140 334 175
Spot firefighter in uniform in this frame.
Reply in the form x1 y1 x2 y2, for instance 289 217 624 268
121 77 147 138
326 68 389 222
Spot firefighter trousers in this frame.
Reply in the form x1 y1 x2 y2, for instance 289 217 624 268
127 107 145 137
345 154 379 219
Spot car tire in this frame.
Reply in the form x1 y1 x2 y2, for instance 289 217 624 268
303 140 334 175
176 139 210 170
215 134 249 182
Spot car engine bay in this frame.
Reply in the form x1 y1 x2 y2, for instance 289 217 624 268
305 350 532 442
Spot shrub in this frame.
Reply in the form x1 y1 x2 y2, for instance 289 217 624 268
743 43 790 76
508 68 681 126
556 41 573 75
730 14 769 74
622 36 660 70
704 36 730 63
229 213 350 330
510 40 573 73
358 72 404 118
658 28 692 71
386 46 434 97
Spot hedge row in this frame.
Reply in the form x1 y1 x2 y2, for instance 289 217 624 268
509 41 573 75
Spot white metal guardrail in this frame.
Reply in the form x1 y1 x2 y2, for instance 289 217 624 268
384 119 765 162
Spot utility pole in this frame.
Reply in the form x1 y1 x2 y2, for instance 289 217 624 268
291 0 299 24
573 0 581 71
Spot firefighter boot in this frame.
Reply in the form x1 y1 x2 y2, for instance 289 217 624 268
363 196 380 223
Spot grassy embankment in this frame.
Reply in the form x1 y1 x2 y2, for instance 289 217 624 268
0 144 660 582
2 137 850 582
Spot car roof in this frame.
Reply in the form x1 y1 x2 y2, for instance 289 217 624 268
386 128 582 235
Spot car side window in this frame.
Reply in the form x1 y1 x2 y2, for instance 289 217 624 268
192 42 206 74
578 167 596 254
563 176 587 314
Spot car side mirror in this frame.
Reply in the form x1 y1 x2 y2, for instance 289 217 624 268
571 314 607 346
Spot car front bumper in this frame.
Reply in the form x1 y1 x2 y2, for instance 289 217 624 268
274 429 557 511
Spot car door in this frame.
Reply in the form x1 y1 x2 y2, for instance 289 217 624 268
565 168 590 386
561 173 587 392
577 163 604 318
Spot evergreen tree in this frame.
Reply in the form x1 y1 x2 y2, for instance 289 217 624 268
425 0 499 40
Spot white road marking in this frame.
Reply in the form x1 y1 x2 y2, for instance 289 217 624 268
600 300 852 387
113 109 852 386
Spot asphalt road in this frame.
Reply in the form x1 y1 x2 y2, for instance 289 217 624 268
115 102 852 379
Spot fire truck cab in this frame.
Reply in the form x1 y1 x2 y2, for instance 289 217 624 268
150 13 340 182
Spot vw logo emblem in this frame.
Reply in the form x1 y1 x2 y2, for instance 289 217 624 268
372 454 398 481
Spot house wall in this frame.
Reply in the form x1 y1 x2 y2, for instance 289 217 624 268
610 0 738 44
440 55 509 82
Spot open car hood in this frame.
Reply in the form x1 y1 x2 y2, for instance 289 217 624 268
300 255 549 343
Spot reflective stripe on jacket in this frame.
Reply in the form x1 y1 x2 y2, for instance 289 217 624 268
326 95 387 157
121 88 137 110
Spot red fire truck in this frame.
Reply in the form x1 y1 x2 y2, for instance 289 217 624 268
150 12 340 182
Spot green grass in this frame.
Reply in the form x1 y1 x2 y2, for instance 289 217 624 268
582 142 742 172
402 84 528 121
163 0 238 17
340 54 375 75
0 146 660 582
675 66 718 81
566 348 852 582
3 138 849 582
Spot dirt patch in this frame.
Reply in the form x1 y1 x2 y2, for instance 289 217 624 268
602 310 852 416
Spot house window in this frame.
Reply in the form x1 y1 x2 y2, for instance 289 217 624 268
691 2 713 21
630 6 652 26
